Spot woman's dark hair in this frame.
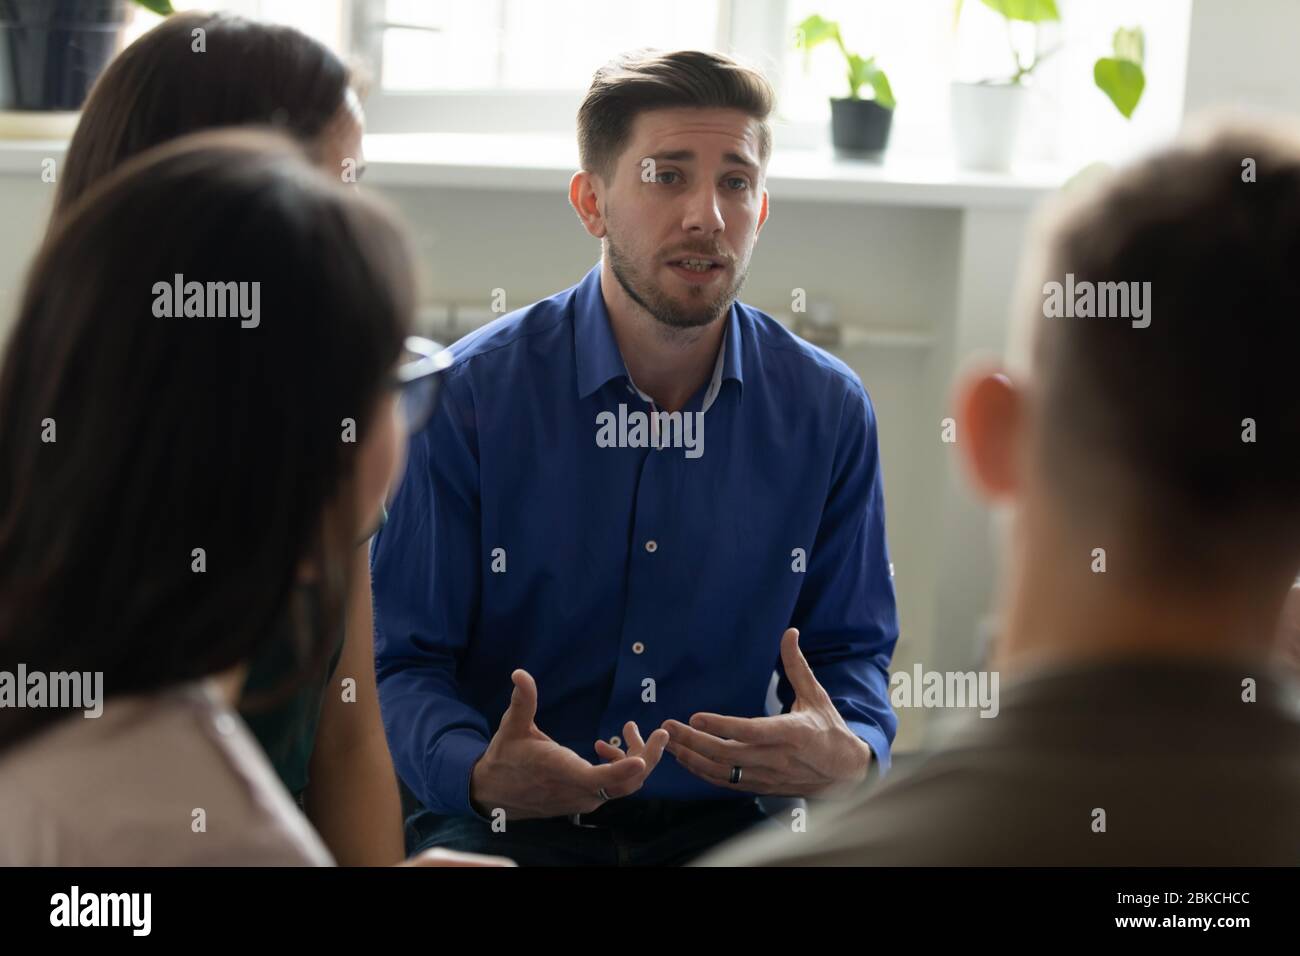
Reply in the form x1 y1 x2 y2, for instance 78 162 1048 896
0 129 412 750
53 11 352 219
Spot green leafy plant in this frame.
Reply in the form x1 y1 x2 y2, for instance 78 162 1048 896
1094 27 1145 119
954 0 1062 84
955 1 1146 119
794 14 896 109
132 0 175 15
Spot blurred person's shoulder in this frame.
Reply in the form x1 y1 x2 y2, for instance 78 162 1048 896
699 656 1300 866
0 681 333 866
695 745 1017 867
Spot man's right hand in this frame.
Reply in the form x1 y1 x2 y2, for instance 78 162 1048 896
468 669 667 821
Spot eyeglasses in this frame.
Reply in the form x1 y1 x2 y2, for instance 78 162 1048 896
391 335 454 435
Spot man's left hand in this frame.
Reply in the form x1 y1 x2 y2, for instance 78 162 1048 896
662 628 873 797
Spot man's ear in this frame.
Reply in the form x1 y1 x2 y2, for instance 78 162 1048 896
953 366 1022 502
569 170 607 239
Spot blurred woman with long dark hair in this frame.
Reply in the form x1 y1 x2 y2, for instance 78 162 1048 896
46 11 400 865
0 130 423 864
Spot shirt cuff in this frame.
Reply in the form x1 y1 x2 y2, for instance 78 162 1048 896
846 720 892 776
428 727 491 819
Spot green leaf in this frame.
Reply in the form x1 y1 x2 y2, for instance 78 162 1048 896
796 12 892 104
1094 57 1145 118
843 54 896 108
793 14 841 52
845 52 869 98
1112 26 1144 66
866 65 896 110
978 0 1060 23
132 0 175 14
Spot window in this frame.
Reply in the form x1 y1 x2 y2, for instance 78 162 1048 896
126 0 347 51
369 0 723 91
127 0 1190 166
354 0 732 133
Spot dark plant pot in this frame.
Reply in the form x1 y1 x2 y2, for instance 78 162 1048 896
829 97 893 155
0 0 130 112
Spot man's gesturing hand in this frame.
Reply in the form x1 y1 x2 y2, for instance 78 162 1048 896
594 720 670 771
469 669 665 820
662 628 873 798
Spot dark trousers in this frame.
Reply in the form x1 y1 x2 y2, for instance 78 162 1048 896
406 797 770 866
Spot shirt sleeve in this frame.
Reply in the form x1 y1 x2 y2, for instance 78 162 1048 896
779 381 900 771
371 366 491 817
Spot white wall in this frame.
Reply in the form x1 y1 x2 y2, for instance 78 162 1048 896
1183 0 1300 118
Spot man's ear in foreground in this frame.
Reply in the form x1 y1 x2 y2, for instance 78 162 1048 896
953 365 1023 504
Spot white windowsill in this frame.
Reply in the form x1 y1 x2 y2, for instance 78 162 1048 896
0 132 1069 209
361 133 1068 208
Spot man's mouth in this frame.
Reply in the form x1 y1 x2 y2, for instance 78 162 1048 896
664 255 727 275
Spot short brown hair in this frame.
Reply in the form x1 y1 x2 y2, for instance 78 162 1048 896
1027 115 1300 580
577 49 775 180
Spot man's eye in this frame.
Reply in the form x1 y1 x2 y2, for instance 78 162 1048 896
724 177 749 191
656 171 680 185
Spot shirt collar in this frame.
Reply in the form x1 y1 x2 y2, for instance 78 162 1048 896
573 262 744 408
574 264 627 400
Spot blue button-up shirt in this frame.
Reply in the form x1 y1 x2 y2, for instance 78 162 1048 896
372 263 899 817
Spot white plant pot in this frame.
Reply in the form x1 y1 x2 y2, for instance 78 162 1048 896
950 81 1027 173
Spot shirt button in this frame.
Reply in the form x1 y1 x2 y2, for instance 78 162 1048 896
213 713 237 736
644 540 657 553
632 641 645 655
609 735 622 748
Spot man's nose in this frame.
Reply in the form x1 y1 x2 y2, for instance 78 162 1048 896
681 182 725 235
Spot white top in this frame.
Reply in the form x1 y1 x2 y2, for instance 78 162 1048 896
0 679 334 866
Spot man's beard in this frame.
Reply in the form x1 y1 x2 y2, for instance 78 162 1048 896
606 234 747 331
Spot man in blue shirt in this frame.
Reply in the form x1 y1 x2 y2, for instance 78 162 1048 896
372 49 899 865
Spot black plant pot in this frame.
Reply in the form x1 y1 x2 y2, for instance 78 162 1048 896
0 0 130 111
829 97 893 155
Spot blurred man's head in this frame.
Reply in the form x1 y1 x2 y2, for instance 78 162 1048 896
569 50 774 330
958 117 1300 662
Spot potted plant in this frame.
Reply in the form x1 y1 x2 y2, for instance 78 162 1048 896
794 13 896 156
0 0 172 136
950 0 1061 172
951 1 1147 172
